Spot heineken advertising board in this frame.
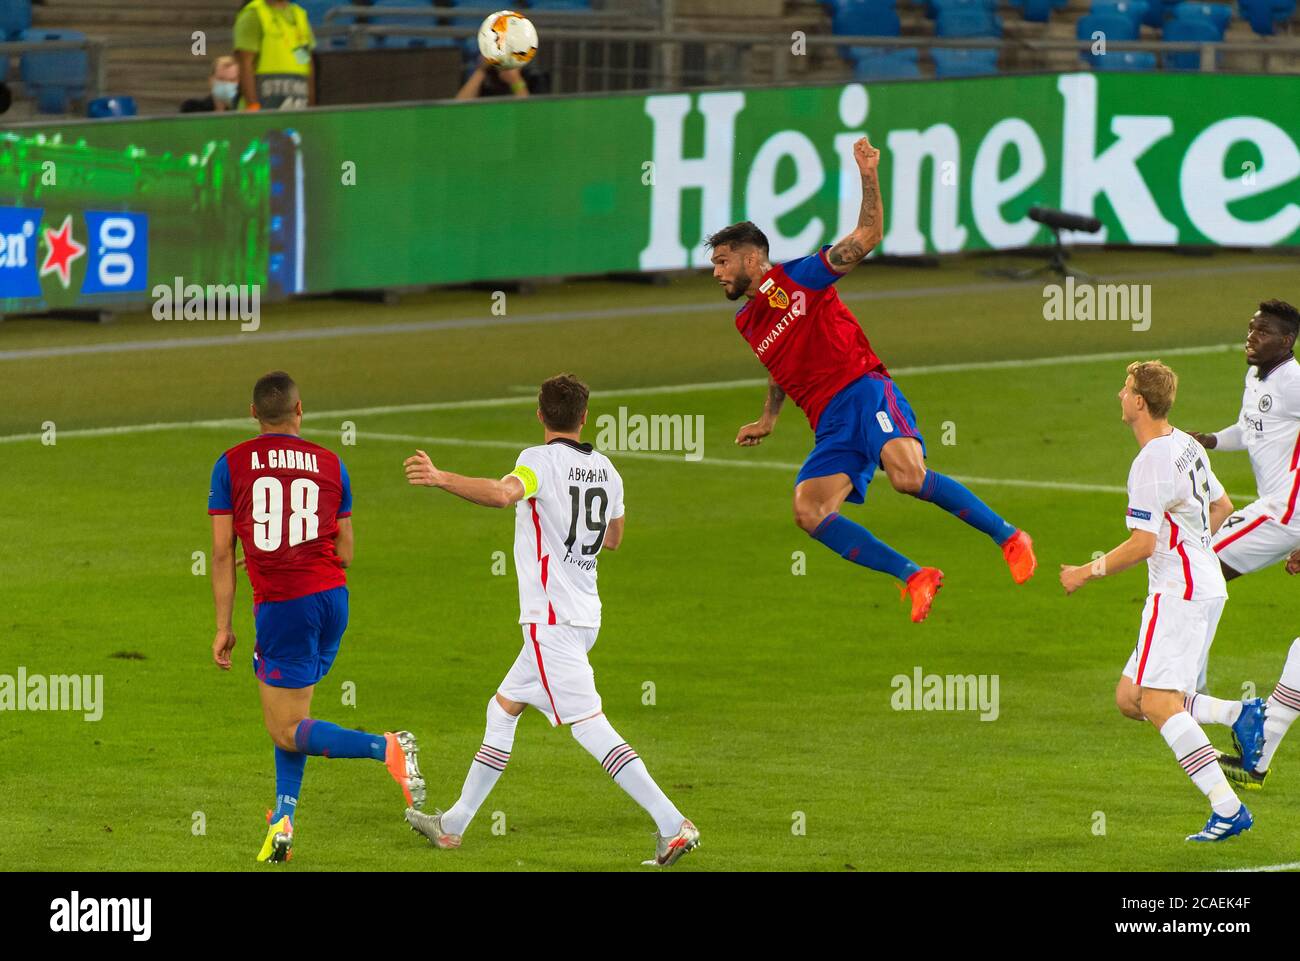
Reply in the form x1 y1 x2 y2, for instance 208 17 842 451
2 71 1298 316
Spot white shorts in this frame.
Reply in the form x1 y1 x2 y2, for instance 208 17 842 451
498 622 602 727
1123 593 1226 692
1212 499 1300 575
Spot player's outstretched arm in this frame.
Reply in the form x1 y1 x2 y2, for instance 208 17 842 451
211 514 238 670
404 449 526 508
737 377 785 447
1193 424 1244 451
825 136 883 274
1059 530 1156 594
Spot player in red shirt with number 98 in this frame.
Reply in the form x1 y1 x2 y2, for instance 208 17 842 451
207 371 423 862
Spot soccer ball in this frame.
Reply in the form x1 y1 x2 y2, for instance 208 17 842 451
477 11 538 70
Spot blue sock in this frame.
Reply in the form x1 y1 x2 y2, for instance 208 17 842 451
273 747 306 824
811 512 920 582
294 718 387 760
916 471 1016 545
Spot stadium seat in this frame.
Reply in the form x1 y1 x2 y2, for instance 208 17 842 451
926 0 997 19
0 0 30 39
851 46 922 78
828 0 903 65
1163 17 1221 68
1239 0 1295 34
1091 0 1151 27
1093 49 1158 67
1018 0 1057 23
1076 12 1138 66
18 28 87 113
86 95 137 118
1173 1 1234 31
931 47 1000 75
528 0 592 8
935 9 1003 35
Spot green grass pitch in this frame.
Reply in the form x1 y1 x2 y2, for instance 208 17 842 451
3 248 1299 871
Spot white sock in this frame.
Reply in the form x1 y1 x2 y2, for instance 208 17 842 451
1183 692 1243 726
1160 711 1240 817
571 714 684 837
1259 638 1300 771
442 698 519 837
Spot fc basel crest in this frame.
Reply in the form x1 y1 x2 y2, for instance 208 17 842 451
767 286 789 309
1260 394 1273 412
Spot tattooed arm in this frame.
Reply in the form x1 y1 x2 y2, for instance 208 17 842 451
736 377 786 447
826 136 883 274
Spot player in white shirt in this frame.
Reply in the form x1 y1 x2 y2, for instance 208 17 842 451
1191 301 1300 579
400 374 699 867
1060 361 1257 842
1188 301 1300 789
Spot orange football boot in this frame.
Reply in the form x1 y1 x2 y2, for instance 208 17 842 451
900 567 944 622
1001 530 1037 584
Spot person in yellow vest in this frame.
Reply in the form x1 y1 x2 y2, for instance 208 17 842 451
234 0 316 111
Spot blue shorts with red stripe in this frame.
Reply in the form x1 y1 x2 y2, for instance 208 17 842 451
795 372 926 504
252 586 349 689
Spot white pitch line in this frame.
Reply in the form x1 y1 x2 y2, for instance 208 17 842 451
0 340 1242 446
1218 861 1300 873
312 428 1255 500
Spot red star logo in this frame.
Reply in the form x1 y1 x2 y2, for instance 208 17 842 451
39 215 85 289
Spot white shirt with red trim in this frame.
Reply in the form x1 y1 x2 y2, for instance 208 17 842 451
509 439 625 628
1214 357 1300 525
1125 428 1227 601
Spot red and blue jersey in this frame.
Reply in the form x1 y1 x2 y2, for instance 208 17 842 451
735 245 888 430
208 433 352 604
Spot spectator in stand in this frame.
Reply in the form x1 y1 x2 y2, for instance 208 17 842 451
181 55 242 113
455 58 529 100
234 0 316 110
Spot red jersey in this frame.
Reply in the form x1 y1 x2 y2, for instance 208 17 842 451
735 245 887 429
208 433 352 604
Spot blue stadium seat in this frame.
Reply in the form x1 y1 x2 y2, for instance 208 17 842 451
1019 0 1057 23
926 0 997 19
830 0 905 38
0 0 31 39
1094 49 1158 67
1173 1 1233 31
19 28 87 113
1163 16 1221 67
931 47 1000 75
1076 12 1138 65
1239 0 1295 33
851 46 921 78
87 95 137 118
936 8 1003 34
1091 0 1151 27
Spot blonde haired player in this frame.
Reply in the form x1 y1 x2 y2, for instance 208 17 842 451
401 374 699 866
1060 361 1256 842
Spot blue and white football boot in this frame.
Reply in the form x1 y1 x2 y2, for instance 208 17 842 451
1186 804 1253 842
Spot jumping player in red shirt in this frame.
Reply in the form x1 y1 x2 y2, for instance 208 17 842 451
208 371 424 862
708 136 1036 622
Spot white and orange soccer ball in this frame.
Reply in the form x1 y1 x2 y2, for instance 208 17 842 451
477 11 538 70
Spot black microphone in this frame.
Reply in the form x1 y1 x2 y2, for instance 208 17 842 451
1028 206 1102 234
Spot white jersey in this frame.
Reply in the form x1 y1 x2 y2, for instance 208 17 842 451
508 439 624 628
1214 357 1300 524
1125 428 1227 601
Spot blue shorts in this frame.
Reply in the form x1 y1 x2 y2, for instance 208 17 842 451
795 372 926 504
252 586 349 689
